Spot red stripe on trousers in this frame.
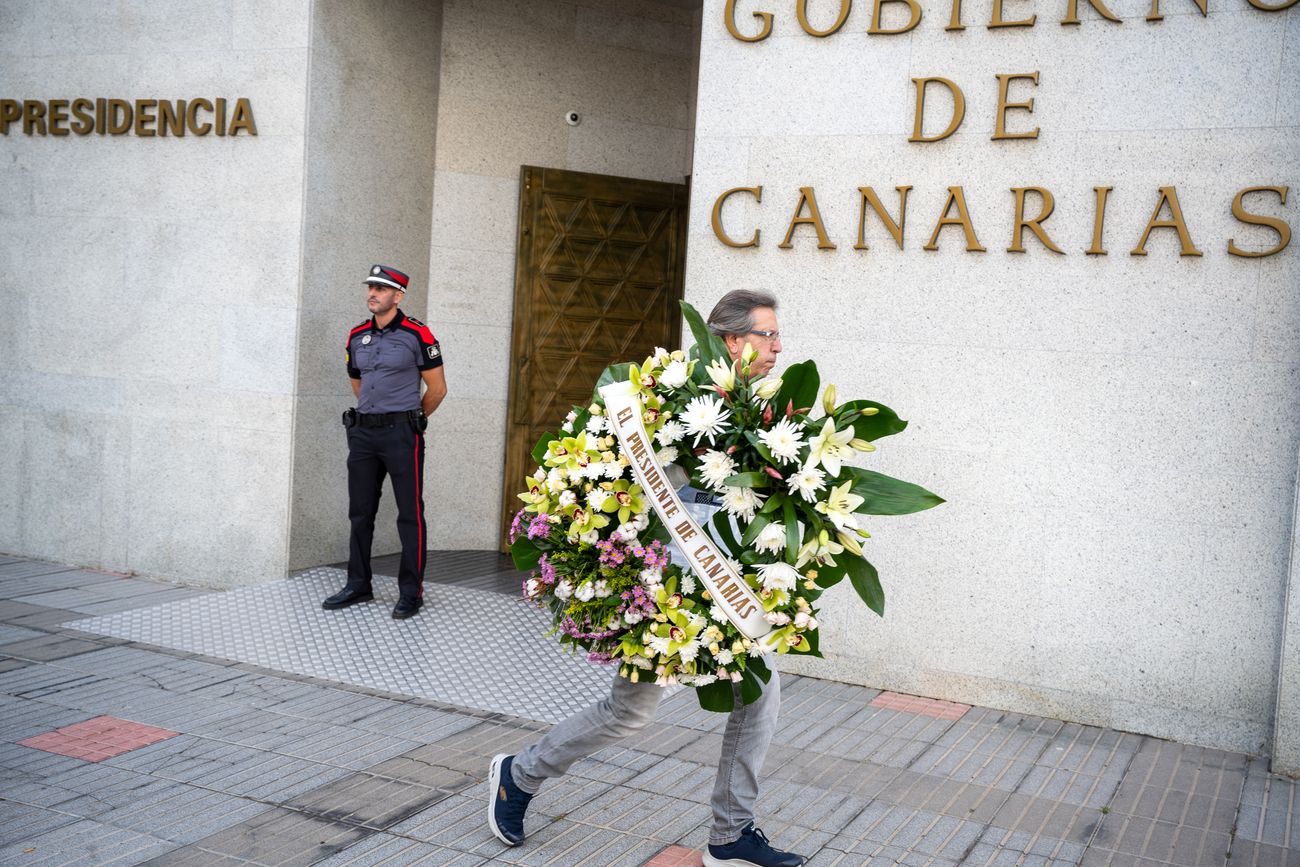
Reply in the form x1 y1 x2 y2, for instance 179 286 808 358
414 433 424 596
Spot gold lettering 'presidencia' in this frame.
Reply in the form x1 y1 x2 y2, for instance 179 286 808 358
870 0 923 33
1131 186 1202 256
712 186 763 248
910 77 965 142
855 186 911 250
1087 186 1113 255
724 0 773 40
1009 187 1064 253
925 186 986 252
993 73 1040 140
1 97 256 136
797 0 852 35
1228 186 1291 258
989 0 1037 26
779 186 837 249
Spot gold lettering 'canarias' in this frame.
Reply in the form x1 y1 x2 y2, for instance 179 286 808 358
855 186 912 251
0 98 257 136
712 186 764 248
1131 186 1202 256
925 186 987 252
600 381 776 645
1228 186 1291 258
1009 187 1065 253
779 186 837 249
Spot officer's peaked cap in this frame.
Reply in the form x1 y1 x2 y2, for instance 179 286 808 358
364 264 409 292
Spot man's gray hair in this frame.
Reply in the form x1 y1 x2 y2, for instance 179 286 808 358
706 289 778 337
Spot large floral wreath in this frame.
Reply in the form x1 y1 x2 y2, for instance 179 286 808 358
509 302 943 712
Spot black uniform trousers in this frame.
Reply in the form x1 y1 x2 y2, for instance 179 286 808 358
346 419 426 601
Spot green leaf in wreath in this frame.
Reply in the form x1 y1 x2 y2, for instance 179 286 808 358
774 360 820 415
739 666 766 705
748 655 772 684
531 433 557 466
741 514 772 547
814 561 847 589
838 399 909 442
696 678 734 712
709 510 745 561
782 501 799 563
510 536 544 572
681 300 728 369
844 467 945 515
723 471 770 489
743 431 776 464
844 554 885 616
593 362 633 400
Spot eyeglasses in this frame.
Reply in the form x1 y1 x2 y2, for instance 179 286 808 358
747 329 780 341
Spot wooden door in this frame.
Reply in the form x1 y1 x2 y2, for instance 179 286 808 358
500 166 689 549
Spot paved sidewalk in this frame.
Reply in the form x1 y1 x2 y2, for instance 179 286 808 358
0 554 1296 867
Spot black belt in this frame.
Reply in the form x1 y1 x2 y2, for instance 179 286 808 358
358 410 419 427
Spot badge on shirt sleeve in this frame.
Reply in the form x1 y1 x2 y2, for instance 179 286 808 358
427 342 441 360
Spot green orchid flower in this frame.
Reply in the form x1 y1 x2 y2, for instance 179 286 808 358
518 475 553 514
600 479 646 524
545 432 594 473
563 503 609 539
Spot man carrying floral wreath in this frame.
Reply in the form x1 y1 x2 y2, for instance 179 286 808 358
488 290 806 867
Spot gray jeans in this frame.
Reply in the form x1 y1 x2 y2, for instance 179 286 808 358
511 662 782 846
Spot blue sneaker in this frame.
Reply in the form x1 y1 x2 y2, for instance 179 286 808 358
487 754 533 846
704 824 805 867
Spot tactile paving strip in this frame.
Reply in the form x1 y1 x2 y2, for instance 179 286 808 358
64 568 616 724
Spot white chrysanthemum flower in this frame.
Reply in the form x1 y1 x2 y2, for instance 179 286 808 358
656 446 679 464
692 673 718 686
586 414 608 434
681 395 732 446
678 637 702 663
698 450 737 491
655 420 685 445
587 489 611 511
758 417 806 464
575 581 595 602
601 462 623 480
756 561 800 593
557 490 577 509
710 604 728 623
721 486 764 523
546 468 568 493
787 465 827 502
660 359 689 389
640 567 663 586
753 521 786 555
680 571 697 595
748 641 769 657
647 634 672 656
716 649 734 665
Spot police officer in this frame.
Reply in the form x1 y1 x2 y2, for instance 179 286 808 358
323 264 447 619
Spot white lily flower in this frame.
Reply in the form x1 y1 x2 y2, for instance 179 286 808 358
753 376 783 400
705 356 736 391
807 418 855 476
815 480 866 533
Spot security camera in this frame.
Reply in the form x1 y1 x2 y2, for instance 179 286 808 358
564 111 581 126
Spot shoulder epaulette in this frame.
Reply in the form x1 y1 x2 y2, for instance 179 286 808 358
398 316 436 344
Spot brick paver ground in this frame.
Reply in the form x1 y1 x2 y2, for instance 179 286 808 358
0 553 1296 866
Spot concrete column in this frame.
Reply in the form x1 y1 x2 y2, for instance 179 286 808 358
1274 454 1300 777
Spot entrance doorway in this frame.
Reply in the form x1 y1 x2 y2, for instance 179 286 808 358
499 166 689 549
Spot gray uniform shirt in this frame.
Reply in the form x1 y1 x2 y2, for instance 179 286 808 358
345 309 442 413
